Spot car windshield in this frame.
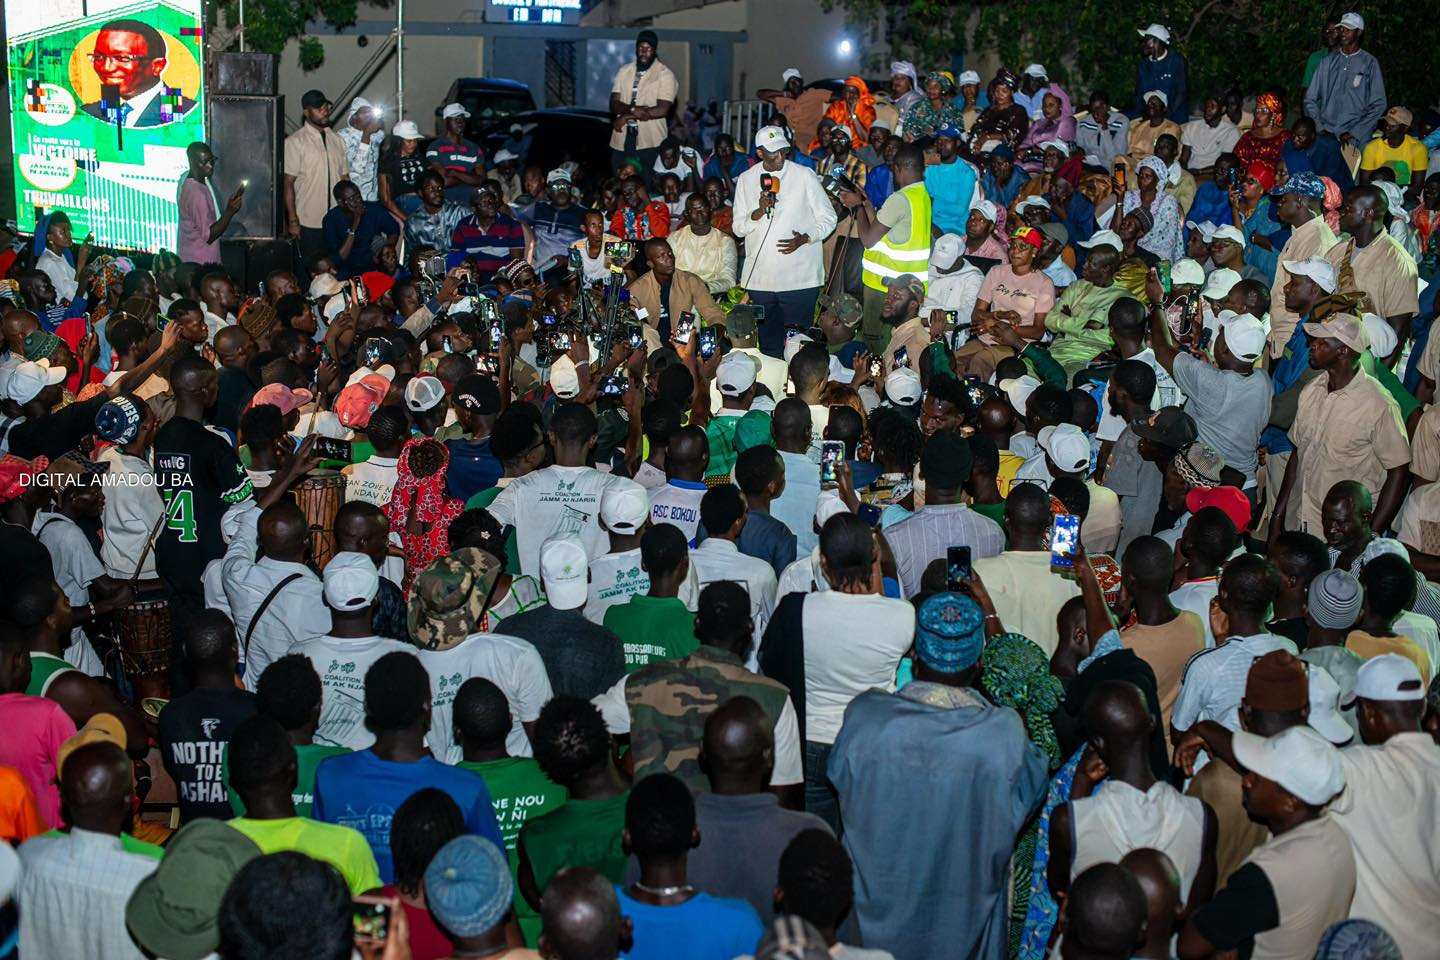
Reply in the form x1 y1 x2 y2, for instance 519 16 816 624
462 92 534 120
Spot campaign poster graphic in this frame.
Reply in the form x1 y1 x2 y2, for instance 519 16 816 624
7 0 205 251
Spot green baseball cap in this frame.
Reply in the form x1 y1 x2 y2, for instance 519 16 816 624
819 292 862 327
126 820 262 960
408 547 500 650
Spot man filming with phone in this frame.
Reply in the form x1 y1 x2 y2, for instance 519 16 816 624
626 238 724 349
178 141 244 264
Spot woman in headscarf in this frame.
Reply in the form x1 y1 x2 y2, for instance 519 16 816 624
386 437 465 593
902 71 966 142
969 69 1030 151
33 212 93 307
1121 155 1185 262
815 76 875 151
1017 85 1076 172
982 630 1064 953
1233 91 1291 178
1227 161 1278 280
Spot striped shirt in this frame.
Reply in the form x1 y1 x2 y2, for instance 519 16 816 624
883 503 1004 598
448 214 526 273
1171 633 1299 734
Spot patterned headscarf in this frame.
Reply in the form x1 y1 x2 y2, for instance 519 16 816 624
386 438 466 593
1321 176 1344 233
0 454 49 502
925 71 955 94
1136 155 1170 187
981 632 1063 765
0 279 22 307
820 76 877 150
1255 91 1285 126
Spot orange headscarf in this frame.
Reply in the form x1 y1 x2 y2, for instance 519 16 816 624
816 75 876 150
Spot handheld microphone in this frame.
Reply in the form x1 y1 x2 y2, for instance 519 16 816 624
760 173 778 219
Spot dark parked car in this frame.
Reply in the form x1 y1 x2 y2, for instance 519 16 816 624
435 78 537 139
474 108 613 195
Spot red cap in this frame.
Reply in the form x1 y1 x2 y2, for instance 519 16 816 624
1010 226 1043 250
1246 161 1276 193
1186 485 1252 533
335 376 389 428
361 271 396 302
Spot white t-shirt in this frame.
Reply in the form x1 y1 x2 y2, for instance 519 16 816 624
583 547 701 624
32 511 106 677
488 465 618 576
96 447 164 581
288 634 414 750
342 455 399 506
800 592 915 744
419 633 553 761
632 461 667 490
689 539 778 663
649 479 707 545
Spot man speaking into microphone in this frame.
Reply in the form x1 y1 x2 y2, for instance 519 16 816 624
733 124 837 357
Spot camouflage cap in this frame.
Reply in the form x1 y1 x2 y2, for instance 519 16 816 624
819 292 862 328
407 547 500 650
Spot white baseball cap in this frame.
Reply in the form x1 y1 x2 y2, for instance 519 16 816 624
1361 313 1399 358
392 120 423 140
1038 139 1069 154
815 490 849 527
932 233 965 271
1077 229 1123 252
1016 196 1051 213
972 200 999 224
754 125 791 153
957 70 981 86
1217 310 1268 362
1231 725 1345 806
404 374 446 412
884 367 923 406
1345 653 1426 706
323 551 380 611
1143 89 1169 107
999 375 1040 416
1038 423 1091 474
539 537 589 610
783 331 814 366
782 67 802 82
1339 11 1364 30
442 103 471 119
1306 664 1354 745
1283 256 1338 294
549 354 581 400
309 274 343 299
1171 258 1206 287
3 358 66 404
1022 63 1048 79
1201 267 1242 300
1211 224 1246 246
492 148 519 164
1138 23 1172 44
600 479 650 533
717 351 758 396
1186 220 1218 243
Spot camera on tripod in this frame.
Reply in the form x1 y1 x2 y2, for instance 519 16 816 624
822 167 861 202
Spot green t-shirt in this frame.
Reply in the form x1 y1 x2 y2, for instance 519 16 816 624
26 653 76 697
461 756 568 945
1361 351 1422 423
704 413 743 478
223 742 351 818
520 792 629 895
465 485 522 576
42 830 164 859
970 499 1007 529
228 816 382 895
603 596 699 672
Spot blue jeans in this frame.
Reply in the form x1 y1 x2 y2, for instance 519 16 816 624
748 286 821 357
804 739 841 835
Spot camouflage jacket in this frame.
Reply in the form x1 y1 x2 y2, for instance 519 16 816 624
625 645 791 791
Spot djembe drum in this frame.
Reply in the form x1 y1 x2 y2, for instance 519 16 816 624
114 598 172 701
294 470 347 570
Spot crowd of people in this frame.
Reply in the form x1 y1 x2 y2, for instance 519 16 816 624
0 10 1439 960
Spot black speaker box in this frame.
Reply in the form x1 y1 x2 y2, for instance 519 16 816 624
220 237 296 294
208 94 284 240
212 52 278 96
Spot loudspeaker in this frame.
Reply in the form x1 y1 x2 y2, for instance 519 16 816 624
208 95 284 240
212 52 278 96
220 238 297 295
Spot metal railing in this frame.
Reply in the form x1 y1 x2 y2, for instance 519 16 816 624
721 99 772 152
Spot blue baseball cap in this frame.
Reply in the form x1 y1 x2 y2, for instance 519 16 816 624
1271 171 1325 199
915 592 985 674
935 124 963 140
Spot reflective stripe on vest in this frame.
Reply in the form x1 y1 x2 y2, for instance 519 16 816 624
863 181 932 291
